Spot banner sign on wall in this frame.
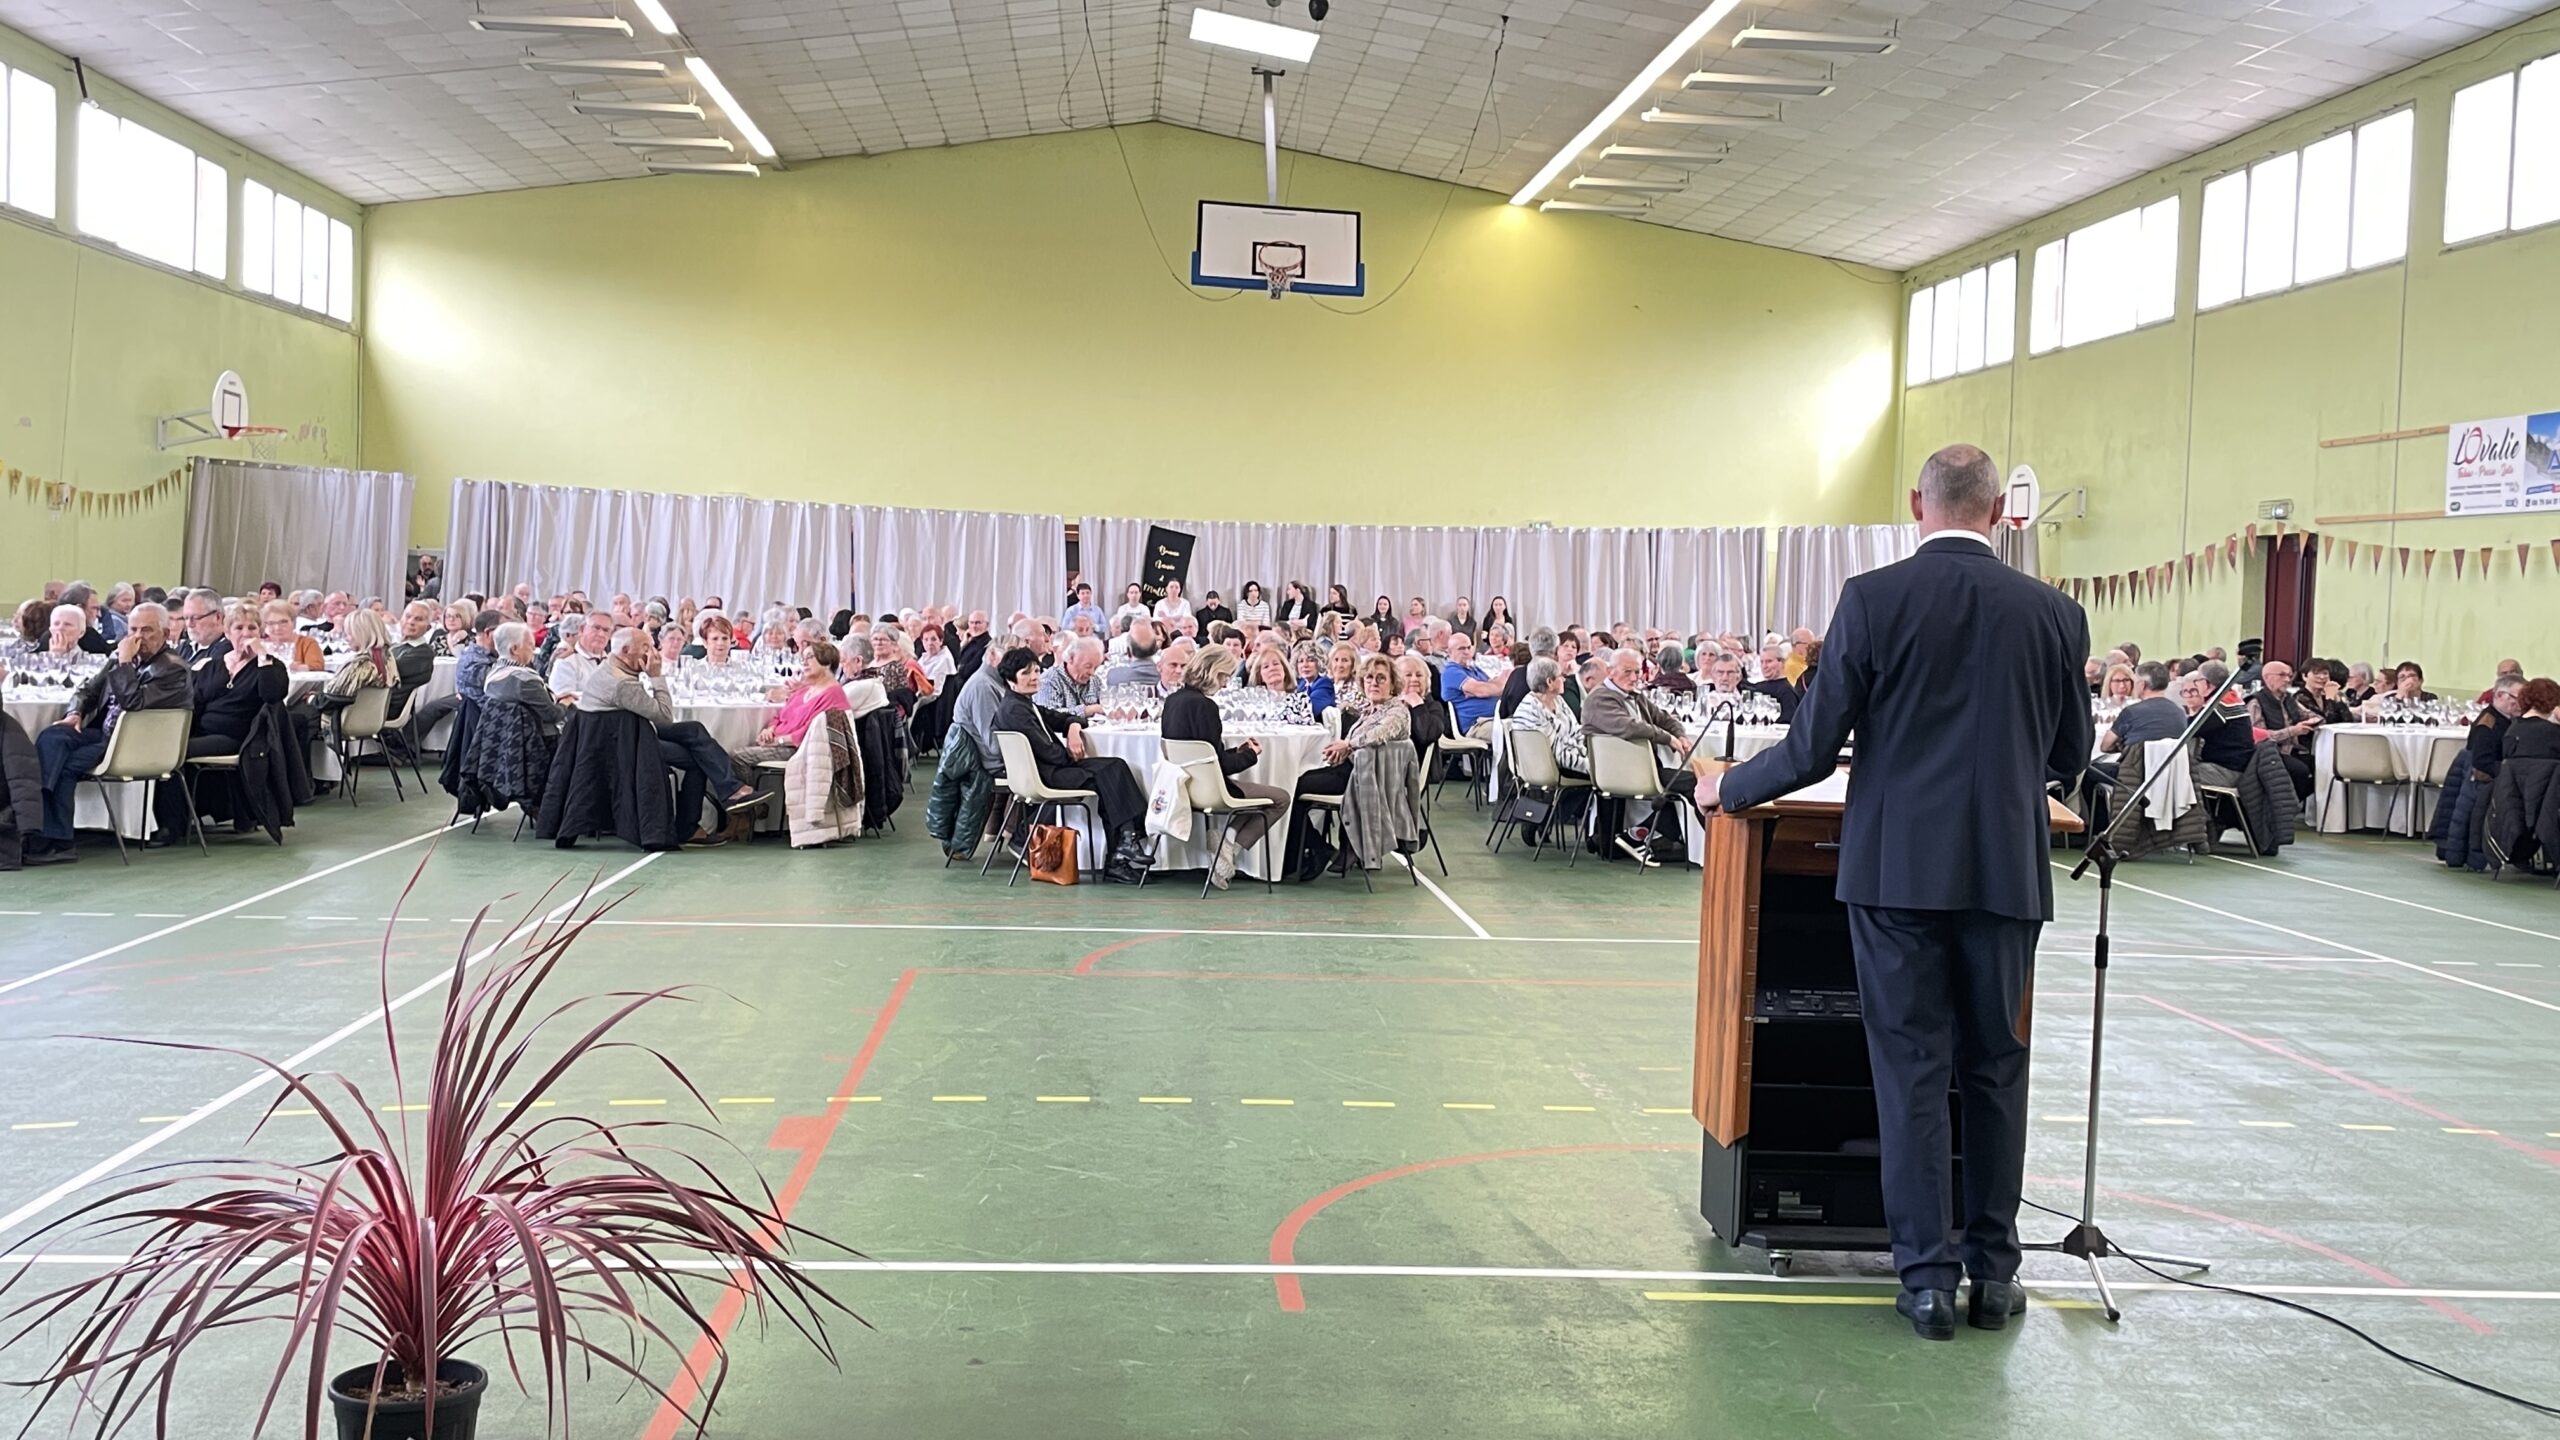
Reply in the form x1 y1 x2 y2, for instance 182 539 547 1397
2445 409 2560 514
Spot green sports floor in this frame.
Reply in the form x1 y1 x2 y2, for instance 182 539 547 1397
3 779 2557 1438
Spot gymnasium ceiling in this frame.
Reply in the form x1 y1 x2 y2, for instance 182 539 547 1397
2 0 2548 269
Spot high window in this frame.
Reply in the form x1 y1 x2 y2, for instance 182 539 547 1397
0 63 57 218
2197 109 2411 309
2445 54 2560 245
242 179 355 322
75 105 224 278
1905 256 2016 386
2027 198 2179 355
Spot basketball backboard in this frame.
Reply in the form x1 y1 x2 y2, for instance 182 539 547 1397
1192 202 1364 297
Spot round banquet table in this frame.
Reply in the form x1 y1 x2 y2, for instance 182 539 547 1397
3 690 151 838
676 700 782 754
2310 723 2469 836
1683 723 1792 866
1075 722 1330 879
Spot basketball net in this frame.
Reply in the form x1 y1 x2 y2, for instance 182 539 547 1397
1254 241 1306 301
227 425 287 462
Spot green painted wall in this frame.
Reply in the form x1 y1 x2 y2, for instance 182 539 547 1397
0 22 362 595
361 122 1904 547
1901 10 2560 683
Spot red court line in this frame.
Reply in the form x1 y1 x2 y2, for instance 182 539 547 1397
2030 1173 2494 1335
924 966 1683 990
1268 1144 1698 1313
637 967 916 1440
1072 934 1172 976
2133 994 2560 1171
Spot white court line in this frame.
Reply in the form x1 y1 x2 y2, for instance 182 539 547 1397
590 919 1682 946
1393 856 1492 940
2212 855 2560 946
0 1252 2551 1303
2063 863 2560 1017
0 853 660 1241
0 818 468 1002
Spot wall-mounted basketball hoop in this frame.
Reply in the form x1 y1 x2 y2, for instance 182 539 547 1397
156 370 282 457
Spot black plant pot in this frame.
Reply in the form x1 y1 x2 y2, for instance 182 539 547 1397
327 1358 487 1440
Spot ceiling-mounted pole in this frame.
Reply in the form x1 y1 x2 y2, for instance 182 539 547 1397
1256 67 1281 204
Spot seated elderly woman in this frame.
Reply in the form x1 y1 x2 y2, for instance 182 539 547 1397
40 604 93 662
1652 643 1695 695
1283 653 1410 881
285 607 394 764
1160 648 1293 888
483 620 568 736
262 600 326 672
1509 657 1590 778
437 599 478 656
1247 645 1299 702
1395 654 1449 757
6 599 50 659
1306 639 1357 720
728 638 853 782
181 602 292 834
2099 663 2137 704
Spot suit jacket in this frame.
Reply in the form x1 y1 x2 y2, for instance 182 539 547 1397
1583 682 1685 750
1718 534 2092 921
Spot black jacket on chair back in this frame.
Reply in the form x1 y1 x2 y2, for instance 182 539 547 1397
537 707 675 850
1717 535 2092 921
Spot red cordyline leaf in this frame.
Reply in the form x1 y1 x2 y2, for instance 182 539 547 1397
3 855 861 1439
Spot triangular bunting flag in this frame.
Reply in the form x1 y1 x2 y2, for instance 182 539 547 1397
2421 549 2436 578
2453 549 2467 577
2523 544 2536 574
2341 539 2358 565
2398 547 2412 575
2244 522 2259 547
2479 547 2494 576
2226 535 2242 565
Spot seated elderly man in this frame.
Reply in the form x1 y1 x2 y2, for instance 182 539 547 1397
171 588 227 665
576 629 766 846
2091 662 2186 786
2246 659 2322 800
416 610 500 736
1439 631 1501 738
1103 620 1162 688
1582 645 1700 867
1038 635 1107 715
26 603 190 862
1745 639 1801 721
546 611 619 703
388 600 440 714
483 621 568 736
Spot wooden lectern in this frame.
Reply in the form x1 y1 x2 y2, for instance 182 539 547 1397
1690 770 2080 1272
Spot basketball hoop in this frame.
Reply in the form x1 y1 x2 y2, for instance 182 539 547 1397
1253 241 1306 300
228 425 288 462
2004 464 2042 531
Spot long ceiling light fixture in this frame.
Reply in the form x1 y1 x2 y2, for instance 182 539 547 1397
1681 70 1831 97
470 14 632 35
523 57 670 76
647 161 760 175
1188 7 1321 64
1507 0 1744 205
571 98 704 118
609 134 733 149
684 56 775 159
1731 26 1895 55
1568 177 1685 192
1640 107 1777 128
1599 144 1722 165
1539 199 1647 215
631 0 682 35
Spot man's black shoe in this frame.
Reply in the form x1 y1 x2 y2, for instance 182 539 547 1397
20 845 74 866
1895 1287 1957 1341
145 829 183 850
1967 1278 2026 1331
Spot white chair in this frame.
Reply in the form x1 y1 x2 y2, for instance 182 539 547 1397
1405 740 1447 880
985 730 1099 886
82 709 200 864
1587 734 1668 871
1434 702 1491 809
2414 732 2469 832
1147 738 1277 897
328 686 398 805
376 687 432 795
1491 726 1589 865
2324 731 2405 833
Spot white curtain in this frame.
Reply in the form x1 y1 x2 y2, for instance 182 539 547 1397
1329 525 1484 619
854 506 1064 623
1470 527 1580 637
185 459 414 603
1078 515 1333 608
1997 521 2041 578
1771 524 1919 639
1650 528 1766 638
1567 528 1655 633
447 478 855 613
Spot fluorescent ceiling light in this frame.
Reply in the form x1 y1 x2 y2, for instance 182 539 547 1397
632 0 680 35
646 162 761 176
609 134 733 150
1682 70 1832 97
1569 177 1686 191
1599 145 1723 165
1538 199 1647 215
1508 0 1744 205
572 99 705 118
1641 107 1778 127
1732 26 1895 55
685 56 776 159
1188 7 1320 64
470 14 632 35
524 58 671 76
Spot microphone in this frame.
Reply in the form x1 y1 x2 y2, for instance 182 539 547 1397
1711 699 1740 762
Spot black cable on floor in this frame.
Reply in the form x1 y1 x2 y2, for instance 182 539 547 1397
2017 1197 2560 1420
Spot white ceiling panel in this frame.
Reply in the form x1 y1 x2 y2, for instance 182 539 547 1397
0 0 2546 267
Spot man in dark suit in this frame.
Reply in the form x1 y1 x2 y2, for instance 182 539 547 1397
1698 445 2092 1341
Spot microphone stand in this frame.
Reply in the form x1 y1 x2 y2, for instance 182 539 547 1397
2019 688 2221 1320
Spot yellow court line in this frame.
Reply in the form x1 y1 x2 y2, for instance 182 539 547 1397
2341 1123 2395 1132
608 1098 668 1107
1037 1096 1093 1104
1343 1100 1395 1109
274 1107 317 1118
10 1121 76 1131
1240 1098 1295 1107
492 1099 557 1110
2039 1115 2087 1123
828 1095 882 1103
1543 1105 1597 1113
1443 1103 1495 1111
2444 1127 2499 1135
381 1104 429 1113
1138 1096 1193 1105
2239 1120 2296 1128
1641 1107 1690 1116
2134 1117 2192 1126
718 1097 776 1105
932 1095 988 1103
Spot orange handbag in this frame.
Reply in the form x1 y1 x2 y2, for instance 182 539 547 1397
1028 824 1079 886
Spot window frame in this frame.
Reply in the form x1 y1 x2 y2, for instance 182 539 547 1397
2444 54 2560 249
1 63 61 220
2026 196 2179 357
2196 106 2412 312
1903 253 2016 388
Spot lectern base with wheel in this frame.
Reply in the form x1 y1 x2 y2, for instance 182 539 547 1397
1690 771 2081 1275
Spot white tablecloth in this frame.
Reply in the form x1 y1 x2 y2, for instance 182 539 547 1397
1683 724 1793 865
2311 724 2468 836
677 701 781 754
1077 723 1330 878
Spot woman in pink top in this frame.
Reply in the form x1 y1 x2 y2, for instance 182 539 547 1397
728 639 851 789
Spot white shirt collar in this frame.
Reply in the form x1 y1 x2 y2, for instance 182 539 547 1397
1920 529 1997 551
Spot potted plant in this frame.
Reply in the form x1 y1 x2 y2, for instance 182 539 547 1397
3 879 855 1439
